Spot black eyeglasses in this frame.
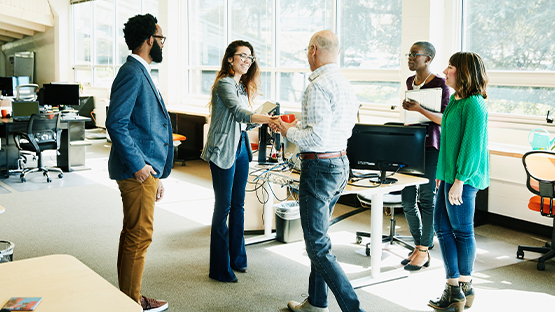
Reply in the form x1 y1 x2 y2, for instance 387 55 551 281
405 53 427 59
153 35 166 44
234 53 256 63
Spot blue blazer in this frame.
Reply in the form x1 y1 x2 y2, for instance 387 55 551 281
106 55 173 180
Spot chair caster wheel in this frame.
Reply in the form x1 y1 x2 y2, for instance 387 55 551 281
537 262 545 271
21 177 26 183
47 178 52 183
356 236 362 244
58 173 63 178
366 247 370 256
517 250 524 259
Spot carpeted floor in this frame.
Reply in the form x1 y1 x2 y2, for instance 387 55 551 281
0 139 554 311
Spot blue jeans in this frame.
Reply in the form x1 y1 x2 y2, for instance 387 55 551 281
434 181 478 279
299 155 364 312
208 132 248 282
401 147 439 247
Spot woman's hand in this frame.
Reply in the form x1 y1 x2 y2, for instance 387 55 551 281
402 99 422 112
251 113 279 124
448 179 464 206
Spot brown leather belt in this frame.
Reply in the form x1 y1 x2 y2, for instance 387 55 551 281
299 150 347 160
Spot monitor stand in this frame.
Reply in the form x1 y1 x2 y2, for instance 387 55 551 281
368 170 397 184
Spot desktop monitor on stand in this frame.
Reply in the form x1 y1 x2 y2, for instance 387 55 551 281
346 123 427 184
258 102 280 164
43 83 80 112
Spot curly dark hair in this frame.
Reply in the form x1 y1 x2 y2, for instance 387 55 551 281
123 14 158 51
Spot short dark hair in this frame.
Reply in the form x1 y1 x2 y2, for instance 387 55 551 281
123 14 158 51
413 41 436 61
449 52 488 99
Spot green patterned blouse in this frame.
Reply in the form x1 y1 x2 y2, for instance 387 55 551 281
436 94 490 190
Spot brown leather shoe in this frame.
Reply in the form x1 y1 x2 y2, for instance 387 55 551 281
140 295 168 312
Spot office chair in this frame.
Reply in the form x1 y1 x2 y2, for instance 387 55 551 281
13 113 64 183
172 133 187 167
355 191 415 256
517 150 555 270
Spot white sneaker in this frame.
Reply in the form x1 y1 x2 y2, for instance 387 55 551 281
288 299 329 312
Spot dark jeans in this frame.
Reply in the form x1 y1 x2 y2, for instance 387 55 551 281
208 132 248 282
401 147 439 247
434 181 478 279
299 155 365 312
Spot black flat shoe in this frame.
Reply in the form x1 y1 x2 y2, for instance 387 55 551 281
401 258 411 265
232 267 247 273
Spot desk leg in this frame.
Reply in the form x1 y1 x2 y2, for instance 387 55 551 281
350 193 409 288
370 193 383 278
245 177 277 245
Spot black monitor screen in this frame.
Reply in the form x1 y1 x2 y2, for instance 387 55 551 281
43 83 80 107
0 77 15 97
347 123 427 184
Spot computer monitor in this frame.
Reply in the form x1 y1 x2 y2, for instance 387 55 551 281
346 123 427 184
43 83 80 108
0 77 16 97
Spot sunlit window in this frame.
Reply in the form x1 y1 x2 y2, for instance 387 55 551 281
463 0 555 117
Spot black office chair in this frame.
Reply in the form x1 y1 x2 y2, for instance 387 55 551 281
517 150 555 270
355 191 415 256
13 113 64 183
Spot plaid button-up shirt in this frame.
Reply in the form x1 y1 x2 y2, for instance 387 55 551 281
287 63 359 153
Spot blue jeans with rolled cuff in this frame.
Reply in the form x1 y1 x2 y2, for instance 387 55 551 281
434 181 478 279
208 132 248 282
299 155 365 312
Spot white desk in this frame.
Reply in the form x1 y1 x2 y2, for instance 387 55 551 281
247 164 428 287
0 254 142 312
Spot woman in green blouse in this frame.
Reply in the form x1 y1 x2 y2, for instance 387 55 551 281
428 52 489 312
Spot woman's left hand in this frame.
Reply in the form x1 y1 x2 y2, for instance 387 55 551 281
448 179 464 206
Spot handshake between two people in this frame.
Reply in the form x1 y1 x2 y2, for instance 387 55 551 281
266 114 297 138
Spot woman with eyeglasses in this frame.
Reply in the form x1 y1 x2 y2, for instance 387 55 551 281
428 52 489 312
201 40 276 283
400 42 450 271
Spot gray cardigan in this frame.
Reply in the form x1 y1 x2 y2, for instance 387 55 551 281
201 76 256 170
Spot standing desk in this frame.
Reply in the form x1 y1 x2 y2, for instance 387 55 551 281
0 254 141 312
0 116 91 175
246 164 428 287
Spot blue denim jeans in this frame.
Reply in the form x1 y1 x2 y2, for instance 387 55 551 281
434 181 478 279
401 147 439 247
208 132 248 282
299 155 364 312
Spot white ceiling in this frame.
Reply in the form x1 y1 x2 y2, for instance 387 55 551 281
0 0 54 46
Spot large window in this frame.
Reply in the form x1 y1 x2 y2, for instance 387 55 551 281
184 0 402 109
72 0 159 88
463 0 555 117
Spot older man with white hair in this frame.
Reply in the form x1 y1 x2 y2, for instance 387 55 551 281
271 30 365 312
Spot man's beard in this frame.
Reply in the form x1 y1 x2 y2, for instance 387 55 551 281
150 39 163 63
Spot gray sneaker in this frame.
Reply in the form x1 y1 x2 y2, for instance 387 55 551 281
140 295 168 312
288 299 329 312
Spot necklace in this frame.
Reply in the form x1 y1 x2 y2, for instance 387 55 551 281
412 72 433 90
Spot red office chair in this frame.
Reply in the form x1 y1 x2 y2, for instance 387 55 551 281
517 150 555 270
172 133 187 167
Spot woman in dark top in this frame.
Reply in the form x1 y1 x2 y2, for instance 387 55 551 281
401 41 450 271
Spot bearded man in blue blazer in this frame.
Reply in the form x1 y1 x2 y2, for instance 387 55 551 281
106 13 172 312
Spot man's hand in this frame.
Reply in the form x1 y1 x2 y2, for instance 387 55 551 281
156 180 164 202
134 164 157 183
269 119 298 138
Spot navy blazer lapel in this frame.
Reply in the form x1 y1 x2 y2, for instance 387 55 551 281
127 56 169 117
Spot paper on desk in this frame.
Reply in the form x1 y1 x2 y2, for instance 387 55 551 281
402 87 442 124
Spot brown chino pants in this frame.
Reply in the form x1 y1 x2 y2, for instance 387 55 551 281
116 174 159 303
